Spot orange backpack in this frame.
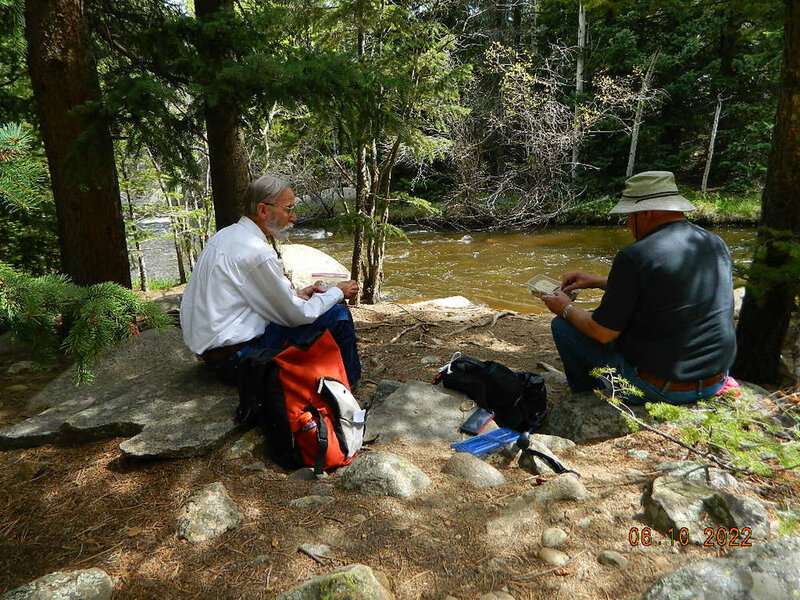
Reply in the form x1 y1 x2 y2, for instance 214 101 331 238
236 329 365 475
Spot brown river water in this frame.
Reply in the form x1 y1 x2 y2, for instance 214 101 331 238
292 226 755 314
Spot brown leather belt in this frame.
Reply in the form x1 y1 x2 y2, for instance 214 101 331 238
638 370 726 391
200 340 252 363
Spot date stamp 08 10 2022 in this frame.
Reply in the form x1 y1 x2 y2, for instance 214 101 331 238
628 526 753 548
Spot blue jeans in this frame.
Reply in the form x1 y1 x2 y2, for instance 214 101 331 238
207 304 361 388
550 317 724 405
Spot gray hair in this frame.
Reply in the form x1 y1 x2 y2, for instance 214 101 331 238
242 175 291 216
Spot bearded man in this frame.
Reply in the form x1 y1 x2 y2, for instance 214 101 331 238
180 175 361 386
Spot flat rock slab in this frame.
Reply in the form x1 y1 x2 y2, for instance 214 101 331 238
640 535 800 600
366 381 470 442
276 564 394 600
0 329 239 459
2 568 113 600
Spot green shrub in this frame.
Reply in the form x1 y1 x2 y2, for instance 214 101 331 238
0 262 170 384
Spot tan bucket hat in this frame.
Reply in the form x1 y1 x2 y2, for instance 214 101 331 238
609 171 696 214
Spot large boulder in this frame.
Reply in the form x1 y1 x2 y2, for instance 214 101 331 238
280 244 350 291
544 391 649 442
640 535 800 600
0 329 239 459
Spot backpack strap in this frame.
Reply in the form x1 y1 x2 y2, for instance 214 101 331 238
517 432 580 478
307 405 328 476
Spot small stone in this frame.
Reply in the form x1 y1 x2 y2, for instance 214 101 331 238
2 568 113 600
627 449 650 460
478 592 515 600
444 453 506 487
627 469 647 482
597 550 629 568
298 543 331 558
289 495 334 509
242 461 266 471
421 355 441 366
337 451 430 498
538 547 570 567
310 482 334 496
177 482 244 543
651 556 672 572
288 468 318 481
275 564 392 600
7 361 37 375
224 428 265 460
6 384 29 393
541 527 568 548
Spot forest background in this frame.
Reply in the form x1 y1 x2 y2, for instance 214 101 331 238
0 0 798 383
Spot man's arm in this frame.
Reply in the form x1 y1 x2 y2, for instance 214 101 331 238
541 291 620 344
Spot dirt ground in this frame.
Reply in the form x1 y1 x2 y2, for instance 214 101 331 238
0 301 797 599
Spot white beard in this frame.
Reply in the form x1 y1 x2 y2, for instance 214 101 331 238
268 222 294 242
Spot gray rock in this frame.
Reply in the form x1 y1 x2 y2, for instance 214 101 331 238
7 361 37 375
527 474 590 505
337 451 430 498
529 433 576 452
536 361 568 386
276 564 394 600
627 449 650 460
544 391 650 442
538 547 570 567
241 461 267 472
224 429 265 461
597 550 629 568
2 568 113 600
655 461 739 491
288 468 318 481
177 482 244 543
541 527 568 548
640 535 800 600
152 293 182 313
366 381 470 442
310 482 335 496
0 329 239 459
444 453 506 487
298 544 331 558
643 475 770 544
281 244 350 291
289 495 335 508
421 355 441 366
478 592 515 600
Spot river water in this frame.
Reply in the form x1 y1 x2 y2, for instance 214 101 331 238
138 225 755 314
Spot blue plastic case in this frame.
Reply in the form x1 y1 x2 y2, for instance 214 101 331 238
450 428 520 455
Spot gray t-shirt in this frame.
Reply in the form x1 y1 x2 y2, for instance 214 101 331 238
592 220 736 381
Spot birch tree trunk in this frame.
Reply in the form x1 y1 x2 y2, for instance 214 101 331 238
701 94 725 193
627 49 660 177
571 3 586 180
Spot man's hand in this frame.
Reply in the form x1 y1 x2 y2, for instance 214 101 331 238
541 290 571 316
337 280 359 302
297 284 326 300
561 270 607 292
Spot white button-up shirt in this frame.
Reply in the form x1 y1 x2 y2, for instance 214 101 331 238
180 217 344 354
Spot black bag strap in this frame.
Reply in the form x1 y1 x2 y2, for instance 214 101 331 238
307 405 328 476
516 433 580 478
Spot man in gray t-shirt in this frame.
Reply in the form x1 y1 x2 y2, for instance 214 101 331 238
540 171 736 405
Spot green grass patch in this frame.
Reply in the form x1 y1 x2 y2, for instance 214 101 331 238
684 189 761 224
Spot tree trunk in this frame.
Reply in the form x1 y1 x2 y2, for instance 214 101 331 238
733 0 800 383
350 27 367 304
571 3 586 180
195 0 250 231
24 0 130 287
626 49 659 177
701 94 724 193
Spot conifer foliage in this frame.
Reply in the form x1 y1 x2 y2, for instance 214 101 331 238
0 262 169 384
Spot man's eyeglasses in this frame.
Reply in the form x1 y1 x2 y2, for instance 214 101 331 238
264 203 297 215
